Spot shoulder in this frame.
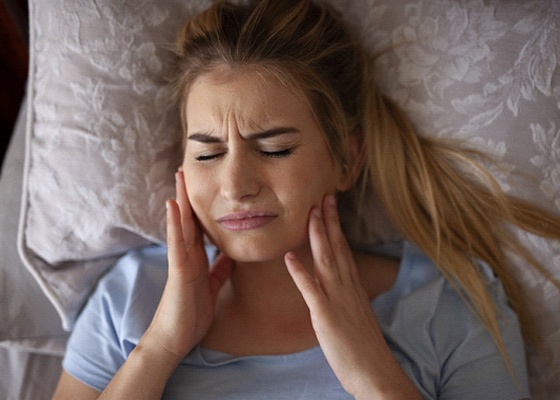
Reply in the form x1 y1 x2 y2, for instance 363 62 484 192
62 245 168 391
373 241 519 327
95 245 169 308
101 245 169 286
372 241 529 399
67 245 169 336
84 245 169 345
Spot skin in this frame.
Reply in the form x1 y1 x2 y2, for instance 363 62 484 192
52 67 421 399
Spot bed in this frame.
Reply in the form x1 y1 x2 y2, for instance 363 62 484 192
1 0 559 398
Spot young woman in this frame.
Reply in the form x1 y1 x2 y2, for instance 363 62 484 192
53 0 560 398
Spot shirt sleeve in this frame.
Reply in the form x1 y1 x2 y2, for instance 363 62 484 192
62 246 168 391
376 242 530 400
434 278 530 400
62 267 128 391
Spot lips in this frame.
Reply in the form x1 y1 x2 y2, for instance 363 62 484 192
216 211 278 231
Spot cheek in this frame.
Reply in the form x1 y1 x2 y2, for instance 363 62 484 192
188 193 206 219
277 168 335 231
185 187 219 242
183 171 212 220
285 160 339 202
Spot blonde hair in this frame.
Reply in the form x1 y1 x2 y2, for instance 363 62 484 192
174 0 560 371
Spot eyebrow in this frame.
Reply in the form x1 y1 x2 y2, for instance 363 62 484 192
187 127 300 143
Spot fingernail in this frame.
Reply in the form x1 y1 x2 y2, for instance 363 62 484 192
312 207 322 219
327 194 336 207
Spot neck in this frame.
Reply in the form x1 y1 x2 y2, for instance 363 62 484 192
225 248 314 320
201 247 318 355
202 244 400 355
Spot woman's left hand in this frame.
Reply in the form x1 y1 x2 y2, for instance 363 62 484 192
284 194 421 399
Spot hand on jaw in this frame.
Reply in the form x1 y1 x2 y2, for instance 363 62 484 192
143 169 233 365
285 194 422 399
100 170 234 399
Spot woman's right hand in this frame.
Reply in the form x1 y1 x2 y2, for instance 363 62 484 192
141 169 233 365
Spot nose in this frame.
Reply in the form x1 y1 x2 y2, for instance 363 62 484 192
220 149 261 202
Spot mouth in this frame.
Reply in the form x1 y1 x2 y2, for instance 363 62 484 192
216 211 278 231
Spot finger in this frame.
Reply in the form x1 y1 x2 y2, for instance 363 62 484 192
166 199 188 273
285 252 326 312
308 205 341 284
175 171 202 247
322 195 359 284
209 253 233 298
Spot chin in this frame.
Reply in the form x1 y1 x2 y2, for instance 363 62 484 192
204 224 309 264
213 236 300 264
220 245 285 264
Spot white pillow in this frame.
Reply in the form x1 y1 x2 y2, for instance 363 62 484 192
17 0 560 396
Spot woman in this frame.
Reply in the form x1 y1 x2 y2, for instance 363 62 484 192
53 0 560 398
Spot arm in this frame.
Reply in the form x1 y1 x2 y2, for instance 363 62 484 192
51 258 184 399
52 372 101 400
52 344 178 400
285 194 422 399
52 171 232 399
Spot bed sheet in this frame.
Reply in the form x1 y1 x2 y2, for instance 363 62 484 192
0 100 67 399
0 346 62 400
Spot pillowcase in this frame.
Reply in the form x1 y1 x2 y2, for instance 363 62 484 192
17 0 560 395
19 0 212 330
1 101 67 354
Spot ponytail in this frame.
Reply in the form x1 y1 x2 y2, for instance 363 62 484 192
361 68 560 369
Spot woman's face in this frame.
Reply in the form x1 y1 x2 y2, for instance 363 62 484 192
182 68 348 262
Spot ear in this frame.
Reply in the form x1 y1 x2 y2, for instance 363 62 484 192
336 131 365 191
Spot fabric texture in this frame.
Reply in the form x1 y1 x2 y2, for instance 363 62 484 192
0 100 68 351
15 0 560 396
0 100 66 399
63 243 529 399
0 346 62 400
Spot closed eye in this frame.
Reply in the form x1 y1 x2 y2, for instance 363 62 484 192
195 153 225 162
260 149 292 158
194 148 292 161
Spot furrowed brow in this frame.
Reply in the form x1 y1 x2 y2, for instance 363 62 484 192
187 127 300 143
245 127 300 140
187 133 224 143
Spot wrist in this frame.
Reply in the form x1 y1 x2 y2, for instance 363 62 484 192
348 348 422 400
135 332 185 373
99 335 185 398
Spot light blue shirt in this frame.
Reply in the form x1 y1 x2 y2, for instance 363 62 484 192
63 242 529 399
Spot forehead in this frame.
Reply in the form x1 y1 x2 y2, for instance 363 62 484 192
185 66 315 132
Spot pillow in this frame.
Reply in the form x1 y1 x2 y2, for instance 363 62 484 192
18 0 560 395
19 0 213 330
0 101 67 354
18 0 399 331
